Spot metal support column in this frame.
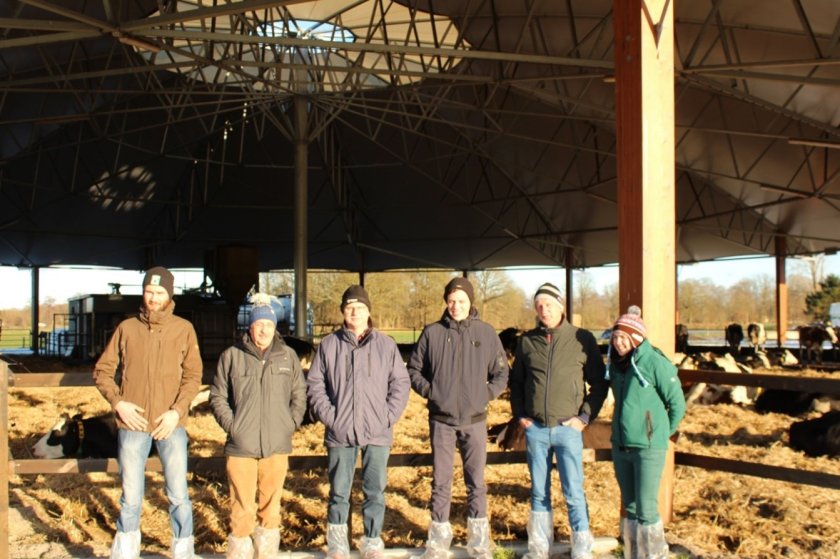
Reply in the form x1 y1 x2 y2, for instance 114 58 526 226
775 236 788 347
30 267 39 355
293 95 309 338
565 249 574 319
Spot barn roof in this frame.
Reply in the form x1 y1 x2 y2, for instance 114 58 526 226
2 0 839 272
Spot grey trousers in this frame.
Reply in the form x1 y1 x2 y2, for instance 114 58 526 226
429 419 488 522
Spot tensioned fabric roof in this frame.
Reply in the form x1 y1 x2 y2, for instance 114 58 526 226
1 0 839 273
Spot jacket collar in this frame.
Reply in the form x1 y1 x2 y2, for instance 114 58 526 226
441 307 479 328
139 300 175 327
240 331 286 359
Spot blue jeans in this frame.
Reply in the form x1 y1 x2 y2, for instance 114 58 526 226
327 445 390 538
525 422 589 532
116 428 193 538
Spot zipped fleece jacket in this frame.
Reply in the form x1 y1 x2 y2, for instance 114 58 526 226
509 319 608 426
608 340 686 450
306 327 410 448
408 309 509 427
93 301 203 431
210 333 307 457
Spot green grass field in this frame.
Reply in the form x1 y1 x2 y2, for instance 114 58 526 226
0 327 31 349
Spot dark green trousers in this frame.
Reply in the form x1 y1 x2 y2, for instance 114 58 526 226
612 446 667 524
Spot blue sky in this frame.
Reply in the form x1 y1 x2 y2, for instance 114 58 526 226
1 255 839 310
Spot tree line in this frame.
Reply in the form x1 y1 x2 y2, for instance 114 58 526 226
1 270 837 335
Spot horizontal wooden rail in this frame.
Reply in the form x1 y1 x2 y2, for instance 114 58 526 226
8 449 606 475
11 449 837 490
677 369 840 394
7 369 217 387
675 452 840 490
11 370 840 393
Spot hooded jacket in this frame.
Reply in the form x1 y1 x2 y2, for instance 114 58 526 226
210 332 307 457
509 319 608 426
607 339 686 450
407 308 509 426
307 327 410 448
93 301 203 431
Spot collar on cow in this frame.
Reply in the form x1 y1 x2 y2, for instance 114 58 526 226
75 417 85 456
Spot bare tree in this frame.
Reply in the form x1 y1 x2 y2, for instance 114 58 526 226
792 255 825 291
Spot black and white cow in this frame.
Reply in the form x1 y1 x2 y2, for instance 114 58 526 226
754 389 839 417
798 324 838 365
32 413 118 459
747 323 766 353
724 323 744 355
789 411 840 458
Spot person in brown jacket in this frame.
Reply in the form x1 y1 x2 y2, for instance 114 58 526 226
93 266 203 559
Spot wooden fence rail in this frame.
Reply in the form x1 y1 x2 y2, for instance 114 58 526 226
2 363 840 559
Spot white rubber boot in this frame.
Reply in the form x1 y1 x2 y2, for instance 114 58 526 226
172 535 201 559
253 527 280 559
466 517 495 559
416 521 453 559
637 521 668 559
226 534 255 559
360 535 385 559
570 530 593 559
622 518 638 559
110 530 141 559
326 523 350 559
523 511 554 559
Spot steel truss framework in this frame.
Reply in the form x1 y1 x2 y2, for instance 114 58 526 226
1 0 839 273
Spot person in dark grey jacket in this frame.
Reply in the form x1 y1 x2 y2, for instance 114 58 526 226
306 285 410 559
211 294 307 559
407 277 509 559
509 282 608 559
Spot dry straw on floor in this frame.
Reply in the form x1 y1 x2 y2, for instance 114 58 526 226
5 358 840 558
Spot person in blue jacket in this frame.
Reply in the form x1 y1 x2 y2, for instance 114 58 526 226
307 285 411 559
606 308 686 559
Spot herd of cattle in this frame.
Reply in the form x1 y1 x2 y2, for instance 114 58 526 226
30 325 840 463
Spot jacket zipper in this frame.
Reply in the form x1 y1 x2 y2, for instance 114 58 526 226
544 332 553 423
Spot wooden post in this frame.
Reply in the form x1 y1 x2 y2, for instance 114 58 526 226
614 0 676 524
1 361 9 559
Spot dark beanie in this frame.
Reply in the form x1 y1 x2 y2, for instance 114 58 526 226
443 277 474 304
341 285 371 311
142 266 174 298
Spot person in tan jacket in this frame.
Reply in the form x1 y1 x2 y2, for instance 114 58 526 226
93 266 203 559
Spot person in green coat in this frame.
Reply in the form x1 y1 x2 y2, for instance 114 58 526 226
606 308 686 559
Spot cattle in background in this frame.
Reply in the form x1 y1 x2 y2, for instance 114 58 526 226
32 413 118 459
498 327 523 362
681 352 758 406
675 324 689 353
724 323 744 354
283 335 316 370
797 324 838 365
754 389 839 416
747 323 766 352
489 418 525 451
789 411 840 458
